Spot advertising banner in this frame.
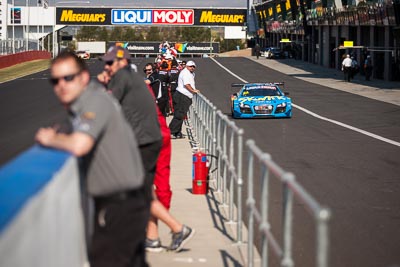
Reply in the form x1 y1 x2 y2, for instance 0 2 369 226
11 8 21 24
56 7 246 26
111 9 194 25
108 42 159 53
108 41 220 54
56 8 110 25
194 9 246 26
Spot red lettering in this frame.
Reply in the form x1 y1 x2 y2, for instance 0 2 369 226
152 9 194 25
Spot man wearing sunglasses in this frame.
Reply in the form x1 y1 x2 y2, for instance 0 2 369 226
35 51 149 267
144 61 169 117
100 46 162 199
169 60 200 139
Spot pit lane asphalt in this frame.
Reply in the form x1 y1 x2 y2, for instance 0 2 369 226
1 57 399 267
195 57 400 267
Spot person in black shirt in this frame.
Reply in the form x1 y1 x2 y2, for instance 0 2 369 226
168 60 180 114
100 45 162 207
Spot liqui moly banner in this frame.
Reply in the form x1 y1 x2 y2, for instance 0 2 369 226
112 9 194 25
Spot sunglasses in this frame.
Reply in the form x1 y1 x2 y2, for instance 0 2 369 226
105 60 114 66
49 72 81 85
145 68 153 72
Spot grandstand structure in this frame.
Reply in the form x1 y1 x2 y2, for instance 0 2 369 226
250 0 400 81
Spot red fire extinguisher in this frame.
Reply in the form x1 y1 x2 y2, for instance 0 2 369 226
192 150 209 194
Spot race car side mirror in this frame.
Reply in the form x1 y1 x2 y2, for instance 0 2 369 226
284 92 290 96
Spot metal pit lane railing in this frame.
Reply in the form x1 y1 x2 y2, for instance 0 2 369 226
188 93 331 267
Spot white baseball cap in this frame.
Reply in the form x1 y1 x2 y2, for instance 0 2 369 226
186 60 196 67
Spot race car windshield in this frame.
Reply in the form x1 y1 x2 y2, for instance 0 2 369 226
241 89 282 96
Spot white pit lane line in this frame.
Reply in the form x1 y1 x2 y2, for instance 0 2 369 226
211 57 400 148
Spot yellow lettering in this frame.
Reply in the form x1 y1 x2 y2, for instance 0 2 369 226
236 15 244 23
277 4 282 13
200 11 212 22
286 0 291 10
59 9 106 22
60 10 73 22
199 11 244 23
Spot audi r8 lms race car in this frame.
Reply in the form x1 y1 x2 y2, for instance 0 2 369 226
230 83 292 119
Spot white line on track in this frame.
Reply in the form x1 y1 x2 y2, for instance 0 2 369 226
210 57 400 148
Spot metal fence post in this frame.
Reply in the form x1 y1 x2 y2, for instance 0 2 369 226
246 140 256 267
281 173 295 267
236 128 244 243
260 153 271 267
317 208 331 267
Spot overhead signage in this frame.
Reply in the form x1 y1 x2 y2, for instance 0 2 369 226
56 8 246 26
343 41 354 47
56 8 110 25
194 9 246 26
111 9 194 25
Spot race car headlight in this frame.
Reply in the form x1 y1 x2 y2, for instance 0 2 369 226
277 102 287 108
239 103 250 108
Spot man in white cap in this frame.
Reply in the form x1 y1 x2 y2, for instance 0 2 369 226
341 54 352 82
169 60 200 139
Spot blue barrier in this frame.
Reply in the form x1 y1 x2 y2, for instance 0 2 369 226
0 145 88 267
0 145 70 233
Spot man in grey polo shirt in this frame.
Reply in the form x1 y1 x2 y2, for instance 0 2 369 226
35 51 149 267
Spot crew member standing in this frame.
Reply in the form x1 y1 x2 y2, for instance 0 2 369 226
100 46 162 205
168 60 200 139
168 59 180 114
364 55 373 81
156 60 170 116
342 54 352 82
35 51 148 267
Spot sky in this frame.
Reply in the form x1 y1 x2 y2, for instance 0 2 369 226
13 0 247 8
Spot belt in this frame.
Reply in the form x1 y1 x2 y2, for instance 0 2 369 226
95 188 143 204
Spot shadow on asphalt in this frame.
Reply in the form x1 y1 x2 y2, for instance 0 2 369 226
266 59 400 90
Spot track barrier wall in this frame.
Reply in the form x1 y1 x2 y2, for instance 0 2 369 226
190 93 331 267
0 51 51 69
0 145 88 267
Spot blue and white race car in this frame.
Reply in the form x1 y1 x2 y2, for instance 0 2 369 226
230 82 292 119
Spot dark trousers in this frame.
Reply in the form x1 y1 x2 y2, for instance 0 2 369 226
157 98 168 117
365 67 372 80
169 91 192 135
139 140 163 202
89 188 150 267
343 66 351 82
